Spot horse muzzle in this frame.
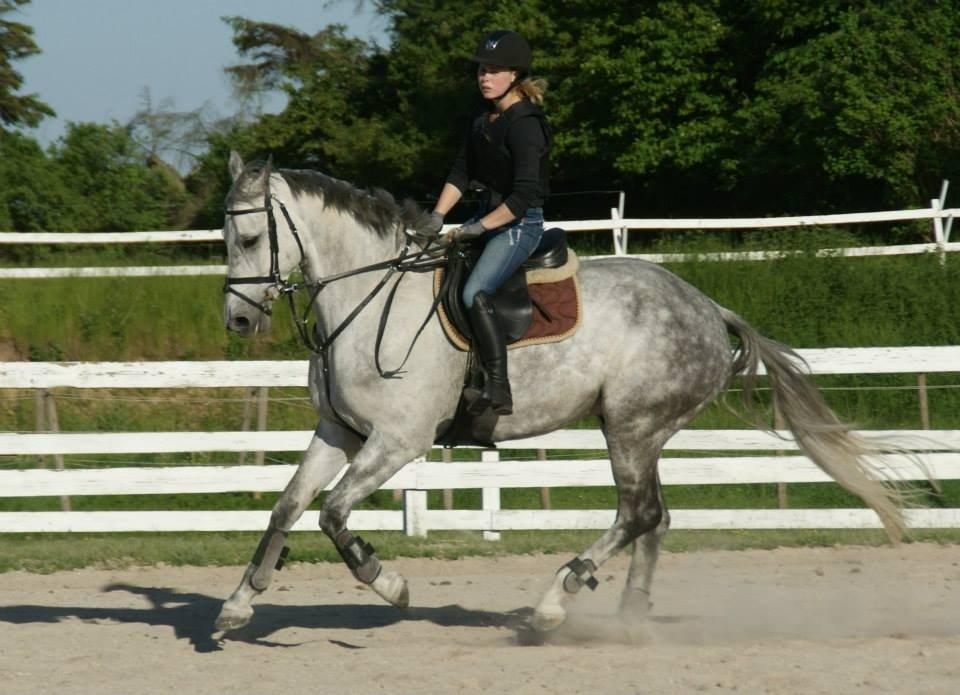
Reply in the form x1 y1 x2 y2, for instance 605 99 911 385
225 301 273 337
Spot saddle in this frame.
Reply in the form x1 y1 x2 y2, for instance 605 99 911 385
435 227 581 351
433 228 582 448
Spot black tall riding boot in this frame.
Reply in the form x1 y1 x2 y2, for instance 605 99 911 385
466 292 513 416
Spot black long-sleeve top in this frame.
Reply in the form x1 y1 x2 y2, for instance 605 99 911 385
445 100 551 218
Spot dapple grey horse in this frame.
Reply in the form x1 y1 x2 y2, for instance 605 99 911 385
215 152 910 635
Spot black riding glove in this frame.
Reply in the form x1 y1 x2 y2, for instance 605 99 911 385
449 221 486 243
427 211 445 236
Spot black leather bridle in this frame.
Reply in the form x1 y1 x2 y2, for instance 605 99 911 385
223 185 306 317
222 173 449 436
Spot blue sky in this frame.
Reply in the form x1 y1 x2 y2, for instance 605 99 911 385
16 0 386 145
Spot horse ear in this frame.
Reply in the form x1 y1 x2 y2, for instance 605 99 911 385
228 151 244 182
264 154 274 177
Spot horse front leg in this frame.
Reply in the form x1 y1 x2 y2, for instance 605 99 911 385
318 429 428 609
215 421 361 631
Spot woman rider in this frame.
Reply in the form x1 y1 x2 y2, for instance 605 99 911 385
428 29 551 416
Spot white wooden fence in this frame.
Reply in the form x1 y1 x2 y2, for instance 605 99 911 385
2 348 959 535
1 187 957 278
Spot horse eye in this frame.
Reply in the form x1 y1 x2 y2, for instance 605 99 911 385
241 235 259 250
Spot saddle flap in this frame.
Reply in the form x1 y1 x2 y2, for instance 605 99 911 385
493 271 533 343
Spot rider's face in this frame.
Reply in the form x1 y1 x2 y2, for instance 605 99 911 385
477 64 517 100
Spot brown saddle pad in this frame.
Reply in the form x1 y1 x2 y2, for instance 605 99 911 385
435 250 582 351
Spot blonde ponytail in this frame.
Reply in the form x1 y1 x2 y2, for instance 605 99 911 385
514 76 547 105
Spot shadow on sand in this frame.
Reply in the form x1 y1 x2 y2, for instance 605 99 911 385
0 583 535 653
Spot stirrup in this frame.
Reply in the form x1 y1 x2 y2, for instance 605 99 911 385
465 376 512 416
487 387 512 415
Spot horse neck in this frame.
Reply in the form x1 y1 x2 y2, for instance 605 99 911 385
295 193 408 325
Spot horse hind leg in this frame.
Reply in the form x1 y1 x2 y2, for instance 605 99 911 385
215 422 361 632
531 434 666 634
619 474 669 618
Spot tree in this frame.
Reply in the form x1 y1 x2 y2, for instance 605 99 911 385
193 1 960 224
728 1 960 212
127 88 225 175
187 17 428 227
50 122 188 232
0 129 80 231
0 0 53 129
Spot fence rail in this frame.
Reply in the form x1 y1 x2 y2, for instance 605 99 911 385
2 348 959 535
2 346 959 390
0 196 956 278
2 204 956 244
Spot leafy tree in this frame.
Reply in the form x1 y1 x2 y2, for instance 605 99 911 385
0 0 53 129
50 122 188 232
193 1 960 225
0 3 190 235
728 1 960 212
0 129 81 231
188 17 423 227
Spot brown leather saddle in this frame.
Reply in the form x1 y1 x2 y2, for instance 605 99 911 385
439 227 569 346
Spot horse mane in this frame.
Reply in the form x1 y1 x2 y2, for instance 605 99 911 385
278 168 433 240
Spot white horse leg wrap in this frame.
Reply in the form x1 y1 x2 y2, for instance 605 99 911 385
249 526 290 592
561 557 599 594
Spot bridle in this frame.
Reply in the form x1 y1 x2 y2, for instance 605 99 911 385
223 185 306 317
222 173 450 436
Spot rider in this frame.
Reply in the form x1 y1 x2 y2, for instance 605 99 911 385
428 29 552 416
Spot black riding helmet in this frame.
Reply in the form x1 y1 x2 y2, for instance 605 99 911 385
471 30 532 72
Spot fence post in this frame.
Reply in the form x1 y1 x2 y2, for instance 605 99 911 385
237 387 256 466
34 389 47 470
611 193 627 255
537 448 551 509
918 374 930 430
482 449 501 541
618 190 627 253
403 457 428 537
442 447 454 510
42 390 71 512
932 180 948 266
252 386 269 500
773 397 788 509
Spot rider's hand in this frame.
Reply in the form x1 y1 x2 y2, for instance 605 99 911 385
448 221 486 243
426 211 445 237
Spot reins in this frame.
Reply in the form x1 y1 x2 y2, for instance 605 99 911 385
223 176 449 435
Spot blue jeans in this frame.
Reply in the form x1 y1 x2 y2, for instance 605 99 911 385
462 208 544 308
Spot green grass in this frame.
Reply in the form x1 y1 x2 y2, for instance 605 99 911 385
3 232 960 361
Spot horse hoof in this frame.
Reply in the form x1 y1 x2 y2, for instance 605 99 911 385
215 603 253 631
619 591 652 619
530 605 566 634
371 570 409 609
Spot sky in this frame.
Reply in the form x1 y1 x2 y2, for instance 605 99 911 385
15 0 387 146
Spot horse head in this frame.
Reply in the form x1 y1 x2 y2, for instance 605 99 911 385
221 151 305 336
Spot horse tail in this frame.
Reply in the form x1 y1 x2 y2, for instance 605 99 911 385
717 304 912 543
